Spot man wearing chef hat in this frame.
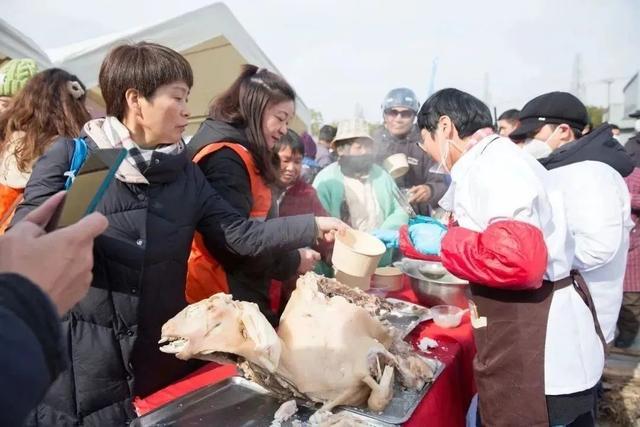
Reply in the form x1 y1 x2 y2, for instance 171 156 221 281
417 88 606 426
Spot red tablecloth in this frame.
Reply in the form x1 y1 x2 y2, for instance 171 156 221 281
135 281 476 426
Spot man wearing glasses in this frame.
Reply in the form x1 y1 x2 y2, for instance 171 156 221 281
372 88 448 215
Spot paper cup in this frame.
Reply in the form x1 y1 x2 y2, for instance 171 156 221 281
372 267 403 291
382 153 410 178
334 269 372 291
332 229 386 277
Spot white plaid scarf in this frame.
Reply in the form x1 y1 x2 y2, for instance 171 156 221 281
84 117 184 184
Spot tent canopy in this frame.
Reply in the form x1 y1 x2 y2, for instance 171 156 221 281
0 2 310 134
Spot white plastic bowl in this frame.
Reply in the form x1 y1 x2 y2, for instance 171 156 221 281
431 305 466 328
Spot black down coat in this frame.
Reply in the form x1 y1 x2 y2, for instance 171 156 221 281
539 124 635 177
12 135 316 426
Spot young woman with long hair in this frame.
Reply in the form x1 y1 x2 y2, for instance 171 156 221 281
186 65 320 323
0 68 90 232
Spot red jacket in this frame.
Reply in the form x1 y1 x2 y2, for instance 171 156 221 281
271 179 332 314
278 179 328 217
625 167 640 292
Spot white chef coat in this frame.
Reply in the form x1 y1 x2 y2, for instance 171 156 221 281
548 161 633 343
440 135 605 395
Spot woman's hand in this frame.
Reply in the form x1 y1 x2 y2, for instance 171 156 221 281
297 248 321 274
314 217 350 242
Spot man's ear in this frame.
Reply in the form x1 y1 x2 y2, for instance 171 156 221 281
559 124 575 142
439 115 455 139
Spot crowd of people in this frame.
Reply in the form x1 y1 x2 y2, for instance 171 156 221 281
0 40 638 426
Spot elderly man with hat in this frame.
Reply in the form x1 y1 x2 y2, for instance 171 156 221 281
371 88 448 216
313 118 408 238
0 59 38 114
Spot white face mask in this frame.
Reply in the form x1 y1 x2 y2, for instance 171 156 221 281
426 124 469 175
428 137 451 174
521 126 562 159
521 138 552 159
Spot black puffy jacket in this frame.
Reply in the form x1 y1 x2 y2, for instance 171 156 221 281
188 119 301 323
371 125 448 215
624 133 640 167
0 274 65 427
13 135 316 426
539 124 635 177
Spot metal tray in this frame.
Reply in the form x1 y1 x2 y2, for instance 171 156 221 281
382 298 432 338
341 360 444 424
131 363 444 426
131 376 396 426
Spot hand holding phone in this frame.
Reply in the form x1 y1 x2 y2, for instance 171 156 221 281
46 148 127 231
0 192 108 315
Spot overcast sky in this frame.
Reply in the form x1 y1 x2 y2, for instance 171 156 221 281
4 0 639 123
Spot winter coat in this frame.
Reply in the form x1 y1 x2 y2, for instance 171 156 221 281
313 162 407 267
624 133 640 167
277 178 332 267
0 274 64 427
315 144 335 169
13 132 317 426
624 167 640 292
539 124 634 177
272 179 332 311
278 178 328 218
187 119 301 323
312 162 408 231
371 125 448 214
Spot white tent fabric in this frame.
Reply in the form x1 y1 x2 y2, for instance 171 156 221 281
0 2 310 125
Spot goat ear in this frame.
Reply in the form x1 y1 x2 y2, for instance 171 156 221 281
239 303 282 372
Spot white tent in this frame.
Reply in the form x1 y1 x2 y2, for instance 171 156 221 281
0 2 310 134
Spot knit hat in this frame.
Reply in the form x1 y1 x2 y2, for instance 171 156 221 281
0 59 38 97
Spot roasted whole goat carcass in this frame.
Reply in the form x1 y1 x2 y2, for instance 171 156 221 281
159 273 436 412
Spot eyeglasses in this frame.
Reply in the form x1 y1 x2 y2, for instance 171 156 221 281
384 109 415 119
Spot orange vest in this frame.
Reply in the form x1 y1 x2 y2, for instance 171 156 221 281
185 142 272 303
0 185 23 234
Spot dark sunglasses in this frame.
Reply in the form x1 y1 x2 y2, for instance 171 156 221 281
384 109 415 119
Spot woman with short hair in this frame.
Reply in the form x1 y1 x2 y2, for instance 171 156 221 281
13 42 342 426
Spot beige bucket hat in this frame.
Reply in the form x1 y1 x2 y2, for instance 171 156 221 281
332 118 373 147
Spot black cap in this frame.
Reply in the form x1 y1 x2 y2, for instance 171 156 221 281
510 92 588 140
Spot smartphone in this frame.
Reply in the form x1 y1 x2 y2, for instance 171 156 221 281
45 148 127 231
